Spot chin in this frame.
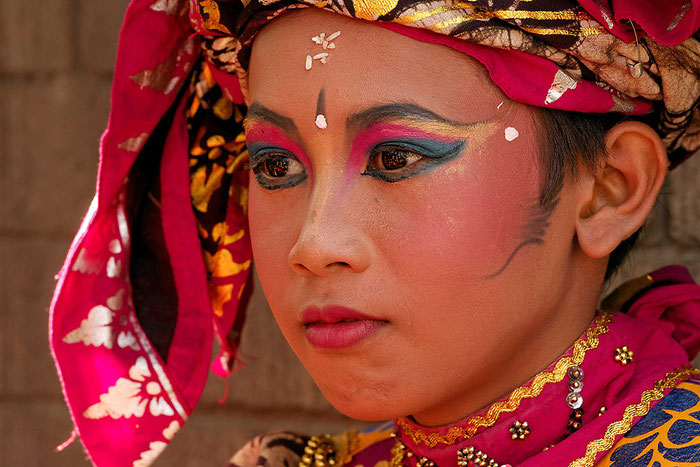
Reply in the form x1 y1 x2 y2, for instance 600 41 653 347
326 397 401 422
313 378 405 422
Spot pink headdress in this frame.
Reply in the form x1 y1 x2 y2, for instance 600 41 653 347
49 0 699 465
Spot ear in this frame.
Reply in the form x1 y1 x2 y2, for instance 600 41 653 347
576 121 668 259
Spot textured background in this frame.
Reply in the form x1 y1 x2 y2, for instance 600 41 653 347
1 1 699 465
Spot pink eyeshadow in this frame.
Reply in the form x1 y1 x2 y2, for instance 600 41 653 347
245 123 313 179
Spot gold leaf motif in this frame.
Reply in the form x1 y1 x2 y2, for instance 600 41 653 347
610 94 635 114
191 165 225 212
129 356 152 381
666 1 692 32
117 330 141 350
212 223 245 245
205 249 252 277
208 283 233 317
107 289 125 311
109 239 123 254
107 256 123 278
63 305 116 348
200 0 232 34
150 397 175 416
117 133 149 153
163 420 181 440
150 0 188 16
595 0 615 29
132 421 181 467
545 69 579 105
352 0 399 20
207 134 226 148
72 247 106 275
146 382 162 395
130 52 179 94
84 378 147 419
213 97 234 120
83 357 164 421
133 441 168 467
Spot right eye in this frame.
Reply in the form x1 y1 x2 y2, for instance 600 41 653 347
250 152 307 190
261 154 301 177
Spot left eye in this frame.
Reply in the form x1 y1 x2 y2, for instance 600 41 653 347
369 146 422 171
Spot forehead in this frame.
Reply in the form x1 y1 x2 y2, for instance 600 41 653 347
247 8 505 123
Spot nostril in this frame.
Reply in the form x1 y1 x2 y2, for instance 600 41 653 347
291 262 313 276
325 261 351 270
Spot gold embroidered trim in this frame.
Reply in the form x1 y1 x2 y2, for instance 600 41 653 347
568 366 700 467
398 311 613 447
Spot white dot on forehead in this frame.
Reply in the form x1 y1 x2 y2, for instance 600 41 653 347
315 114 328 130
505 127 519 141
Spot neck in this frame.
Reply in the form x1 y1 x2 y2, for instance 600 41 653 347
410 254 605 427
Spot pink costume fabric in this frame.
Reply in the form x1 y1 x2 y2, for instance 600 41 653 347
229 266 700 466
391 266 700 466
49 0 700 465
230 266 700 466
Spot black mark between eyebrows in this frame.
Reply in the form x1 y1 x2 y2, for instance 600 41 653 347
316 89 326 117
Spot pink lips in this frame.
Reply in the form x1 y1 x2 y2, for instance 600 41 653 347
302 306 386 349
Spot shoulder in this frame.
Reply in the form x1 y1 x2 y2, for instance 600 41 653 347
228 423 394 467
597 380 700 466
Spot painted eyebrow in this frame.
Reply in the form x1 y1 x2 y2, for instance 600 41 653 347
243 103 302 140
345 103 470 132
243 102 478 136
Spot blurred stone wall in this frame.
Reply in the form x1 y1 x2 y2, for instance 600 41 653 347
0 1 698 466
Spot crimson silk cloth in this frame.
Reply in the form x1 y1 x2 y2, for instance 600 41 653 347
49 0 700 466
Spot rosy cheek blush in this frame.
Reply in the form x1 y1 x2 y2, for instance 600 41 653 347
245 123 314 180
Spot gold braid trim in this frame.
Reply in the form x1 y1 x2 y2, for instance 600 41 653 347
397 311 614 447
569 366 700 467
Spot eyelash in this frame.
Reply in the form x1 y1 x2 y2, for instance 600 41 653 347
249 149 308 190
249 141 463 190
362 143 443 183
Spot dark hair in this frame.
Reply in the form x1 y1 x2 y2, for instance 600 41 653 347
536 109 658 281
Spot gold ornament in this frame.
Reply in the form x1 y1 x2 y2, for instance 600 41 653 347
509 420 531 440
614 346 634 365
299 434 337 467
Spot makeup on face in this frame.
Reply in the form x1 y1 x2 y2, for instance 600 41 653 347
344 103 499 184
315 89 328 130
244 105 314 189
505 126 519 141
348 122 467 183
302 305 387 349
305 30 341 70
244 101 500 190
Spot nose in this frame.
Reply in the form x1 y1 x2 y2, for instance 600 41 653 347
288 188 371 277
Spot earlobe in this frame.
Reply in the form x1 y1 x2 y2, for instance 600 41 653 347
576 121 668 259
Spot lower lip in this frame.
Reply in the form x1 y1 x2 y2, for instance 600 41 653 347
305 320 384 349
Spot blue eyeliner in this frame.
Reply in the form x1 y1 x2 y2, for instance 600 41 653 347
247 143 308 190
362 138 466 183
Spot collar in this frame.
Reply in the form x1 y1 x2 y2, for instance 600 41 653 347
393 278 699 467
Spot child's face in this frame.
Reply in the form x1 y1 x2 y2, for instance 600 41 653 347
246 8 593 425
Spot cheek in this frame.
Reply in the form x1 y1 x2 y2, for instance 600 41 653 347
377 143 542 283
248 182 300 308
